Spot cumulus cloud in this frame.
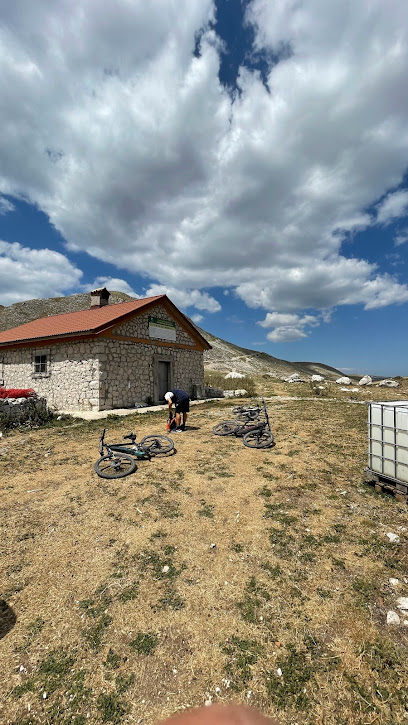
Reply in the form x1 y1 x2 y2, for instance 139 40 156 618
0 196 15 215
376 190 408 225
0 0 408 336
190 313 204 324
394 229 408 246
258 311 321 342
86 277 139 298
0 240 82 305
144 284 221 314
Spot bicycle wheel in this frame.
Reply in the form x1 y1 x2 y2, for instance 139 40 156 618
140 435 175 456
213 421 239 436
94 453 136 479
242 430 274 449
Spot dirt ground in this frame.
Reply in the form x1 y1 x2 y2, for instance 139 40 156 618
1 391 408 725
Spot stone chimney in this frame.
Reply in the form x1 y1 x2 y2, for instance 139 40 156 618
90 287 110 307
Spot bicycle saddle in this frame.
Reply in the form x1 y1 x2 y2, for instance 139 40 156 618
123 433 137 442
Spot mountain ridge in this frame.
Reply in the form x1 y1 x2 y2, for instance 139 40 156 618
0 291 344 379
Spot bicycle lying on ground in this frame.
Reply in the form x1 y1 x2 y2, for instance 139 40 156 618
94 428 175 479
232 403 262 422
213 399 274 448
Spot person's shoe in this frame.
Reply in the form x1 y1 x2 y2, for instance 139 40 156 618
174 427 183 433
181 424 186 431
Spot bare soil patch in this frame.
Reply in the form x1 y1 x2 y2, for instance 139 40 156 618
1 395 408 725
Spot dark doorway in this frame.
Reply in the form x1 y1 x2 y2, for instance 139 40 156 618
157 361 170 401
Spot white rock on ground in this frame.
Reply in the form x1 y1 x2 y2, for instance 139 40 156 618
358 375 372 386
377 379 399 387
389 578 400 587
285 373 305 383
386 532 400 543
311 375 324 382
386 610 401 626
336 377 352 384
224 371 245 379
396 597 408 612
223 389 248 398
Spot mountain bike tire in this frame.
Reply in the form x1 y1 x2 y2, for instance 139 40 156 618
242 430 274 449
140 435 175 455
94 453 137 479
213 421 239 436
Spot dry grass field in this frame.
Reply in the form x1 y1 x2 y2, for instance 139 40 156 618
1 384 408 725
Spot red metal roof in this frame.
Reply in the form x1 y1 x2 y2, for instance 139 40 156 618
0 296 163 345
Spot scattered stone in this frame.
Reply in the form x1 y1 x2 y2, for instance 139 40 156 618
162 565 170 574
277 668 283 677
336 377 351 385
386 610 401 626
223 389 248 398
284 373 305 383
386 532 400 543
377 379 399 387
224 371 245 379
396 597 408 612
358 375 372 386
389 578 400 588
311 375 324 382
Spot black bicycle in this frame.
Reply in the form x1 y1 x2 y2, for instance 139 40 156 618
232 403 262 422
213 399 274 448
94 428 175 479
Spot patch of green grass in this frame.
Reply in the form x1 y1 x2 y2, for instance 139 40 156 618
352 577 379 607
261 562 283 579
115 674 135 695
156 588 184 610
104 648 121 669
12 649 76 699
97 692 128 723
117 583 139 603
221 636 264 692
197 500 215 518
237 577 270 623
129 632 159 655
15 616 44 652
82 613 113 651
231 542 244 553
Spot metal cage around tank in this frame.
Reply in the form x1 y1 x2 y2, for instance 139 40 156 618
367 401 408 490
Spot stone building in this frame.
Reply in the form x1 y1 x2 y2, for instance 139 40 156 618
0 289 211 411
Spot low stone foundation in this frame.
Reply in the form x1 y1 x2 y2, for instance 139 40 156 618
0 397 52 431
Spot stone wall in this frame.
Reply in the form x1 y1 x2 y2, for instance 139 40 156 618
113 305 195 346
2 341 101 410
0 397 51 431
100 339 204 409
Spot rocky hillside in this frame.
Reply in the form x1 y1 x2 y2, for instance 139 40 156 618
0 291 344 380
199 327 343 380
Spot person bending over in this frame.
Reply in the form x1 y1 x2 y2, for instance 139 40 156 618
164 389 190 432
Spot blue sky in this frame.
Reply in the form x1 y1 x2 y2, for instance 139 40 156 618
1 0 408 376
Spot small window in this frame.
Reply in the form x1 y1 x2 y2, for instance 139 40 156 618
34 354 48 374
32 349 50 377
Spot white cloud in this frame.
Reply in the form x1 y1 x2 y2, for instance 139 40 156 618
0 240 82 305
144 284 221 313
258 311 320 342
394 229 408 246
87 277 139 297
190 313 203 323
377 190 408 225
0 196 15 215
0 0 408 332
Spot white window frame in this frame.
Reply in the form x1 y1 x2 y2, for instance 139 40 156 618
32 349 51 378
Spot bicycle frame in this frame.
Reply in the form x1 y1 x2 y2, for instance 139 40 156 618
232 400 271 436
99 429 151 459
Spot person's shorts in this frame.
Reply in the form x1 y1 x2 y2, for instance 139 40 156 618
175 398 190 414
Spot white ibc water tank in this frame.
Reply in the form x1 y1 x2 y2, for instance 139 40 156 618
368 401 408 483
